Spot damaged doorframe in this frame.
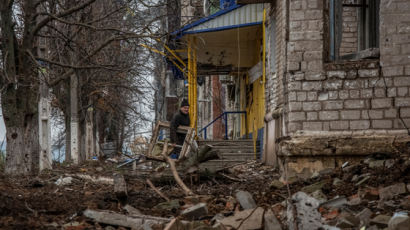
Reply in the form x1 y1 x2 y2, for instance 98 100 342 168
147 121 196 160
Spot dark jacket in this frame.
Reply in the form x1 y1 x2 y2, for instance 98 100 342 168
170 110 190 145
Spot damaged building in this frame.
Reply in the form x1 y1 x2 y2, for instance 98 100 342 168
162 0 410 177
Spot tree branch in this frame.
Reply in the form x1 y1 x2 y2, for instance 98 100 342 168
32 0 97 36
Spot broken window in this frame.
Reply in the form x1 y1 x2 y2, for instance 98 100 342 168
329 0 380 61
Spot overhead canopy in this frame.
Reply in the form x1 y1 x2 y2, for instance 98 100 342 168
174 4 264 74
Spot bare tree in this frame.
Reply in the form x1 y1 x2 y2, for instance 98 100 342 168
0 0 167 175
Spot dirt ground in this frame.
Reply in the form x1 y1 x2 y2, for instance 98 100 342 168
0 155 409 229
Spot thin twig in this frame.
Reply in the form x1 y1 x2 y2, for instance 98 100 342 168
236 207 259 230
146 179 170 202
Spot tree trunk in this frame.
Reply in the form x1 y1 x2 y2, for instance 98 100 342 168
70 73 80 164
3 86 40 175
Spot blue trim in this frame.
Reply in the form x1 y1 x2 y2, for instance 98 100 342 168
181 22 262 36
172 4 243 36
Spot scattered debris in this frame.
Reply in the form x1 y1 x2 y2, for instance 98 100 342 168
235 190 257 210
181 203 208 220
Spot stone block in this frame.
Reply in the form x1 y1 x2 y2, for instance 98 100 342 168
307 112 318 121
289 32 305 41
303 122 322 130
295 41 322 51
385 109 398 118
372 120 393 129
394 76 410 87
350 90 360 98
288 81 302 91
358 69 379 78
297 92 307 101
290 10 305 20
288 122 302 132
388 214 410 230
339 90 349 99
289 112 306 121
303 102 321 111
290 21 302 30
302 81 322 91
288 61 300 71
305 73 326 81
235 190 257 210
181 203 208 220
394 118 410 129
289 102 302 111
405 66 410 75
400 108 410 118
387 88 397 97
330 121 349 130
355 208 373 227
369 110 384 119
288 92 297 101
303 51 322 61
379 183 406 200
394 97 410 107
383 66 404 77
341 110 361 120
374 88 386 97
329 91 338 99
319 111 339 120
362 110 369 119
346 70 358 79
305 9 322 20
345 100 365 109
397 87 408 96
372 98 392 109
290 1 302 10
323 101 343 110
361 89 373 98
307 60 323 71
307 92 318 101
369 78 393 87
350 120 370 129
324 80 343 90
318 92 328 101
327 71 346 79
344 80 366 89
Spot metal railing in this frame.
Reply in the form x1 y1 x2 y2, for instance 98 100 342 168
199 111 247 140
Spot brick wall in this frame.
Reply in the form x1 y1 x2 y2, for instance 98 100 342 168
379 0 410 130
339 0 359 56
286 0 325 133
279 0 410 135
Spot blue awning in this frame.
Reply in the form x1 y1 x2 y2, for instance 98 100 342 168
173 4 264 38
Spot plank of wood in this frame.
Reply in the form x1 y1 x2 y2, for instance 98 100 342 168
83 209 170 228
114 174 127 201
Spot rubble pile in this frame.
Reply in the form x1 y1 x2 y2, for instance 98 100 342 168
0 153 409 229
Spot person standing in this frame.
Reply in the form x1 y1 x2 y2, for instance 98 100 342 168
169 99 190 158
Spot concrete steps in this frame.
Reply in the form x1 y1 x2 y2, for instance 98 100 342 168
198 139 259 172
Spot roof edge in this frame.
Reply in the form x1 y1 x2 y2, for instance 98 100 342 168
171 4 243 37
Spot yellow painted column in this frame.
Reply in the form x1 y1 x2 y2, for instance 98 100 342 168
187 37 193 125
193 37 198 133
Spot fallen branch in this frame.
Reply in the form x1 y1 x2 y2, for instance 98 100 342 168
68 174 114 185
164 218 177 230
161 140 194 196
146 179 170 202
218 173 246 182
83 209 170 228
